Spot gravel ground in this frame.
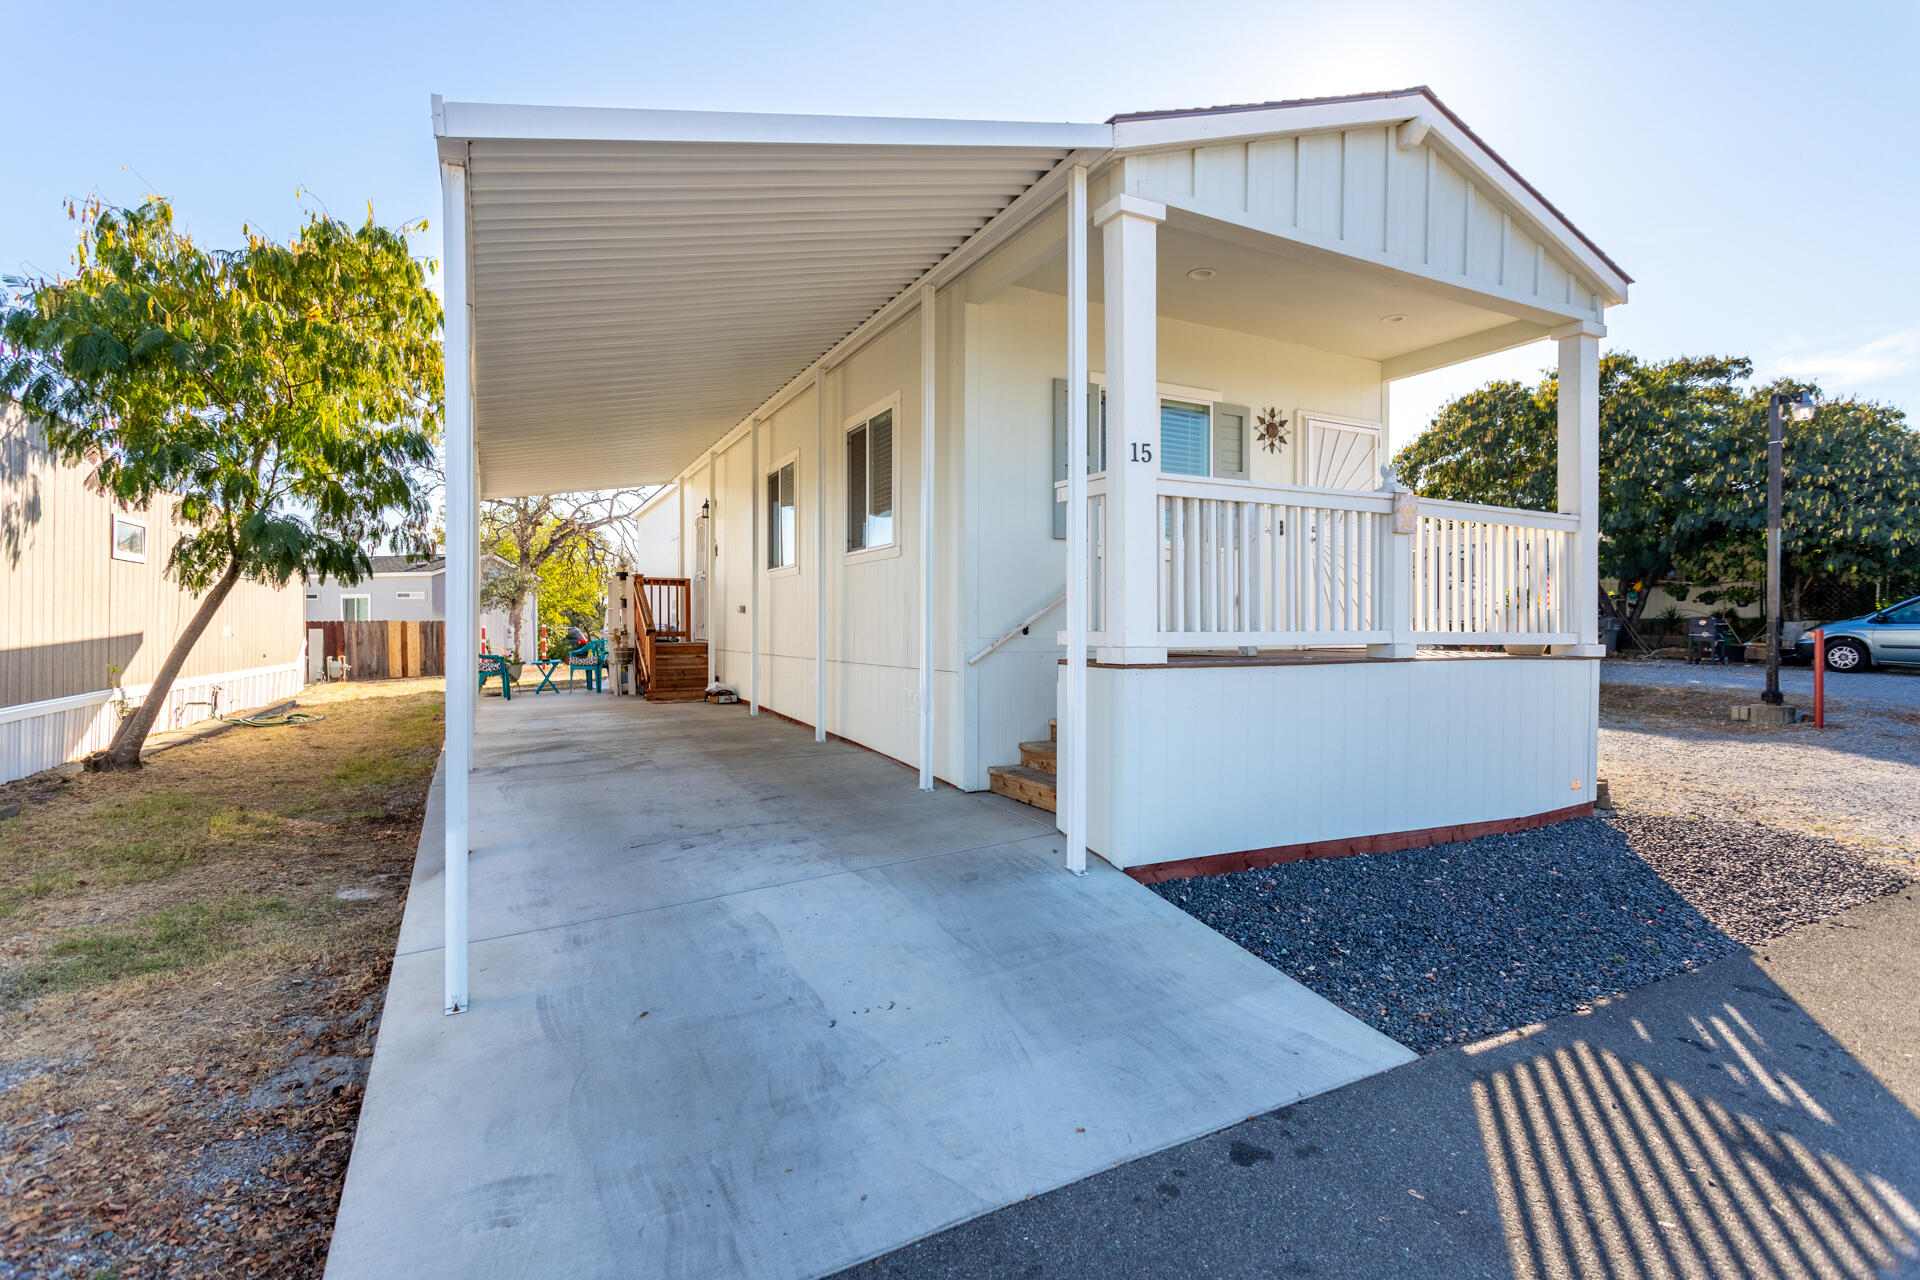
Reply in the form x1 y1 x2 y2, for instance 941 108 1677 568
1603 655 1920 714
1151 812 1909 1055
1601 662 1920 859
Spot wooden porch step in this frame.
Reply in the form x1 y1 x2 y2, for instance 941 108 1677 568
988 764 1056 813
1018 739 1056 773
1049 718 1057 742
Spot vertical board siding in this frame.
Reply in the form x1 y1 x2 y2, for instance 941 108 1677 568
1084 657 1598 866
1 405 305 776
1125 131 1606 319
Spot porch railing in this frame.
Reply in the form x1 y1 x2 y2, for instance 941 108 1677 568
638 576 692 642
1059 476 1577 650
1410 499 1575 643
1160 477 1388 646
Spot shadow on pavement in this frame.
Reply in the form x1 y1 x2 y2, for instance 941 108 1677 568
834 909 1920 1280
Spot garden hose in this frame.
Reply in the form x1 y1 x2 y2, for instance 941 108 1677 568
216 711 325 728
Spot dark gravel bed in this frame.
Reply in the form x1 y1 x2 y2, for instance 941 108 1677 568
1151 812 1909 1054
1606 809 1910 943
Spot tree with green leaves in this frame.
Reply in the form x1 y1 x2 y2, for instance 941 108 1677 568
1 198 441 767
1394 352 1920 637
1393 353 1754 642
479 490 647 655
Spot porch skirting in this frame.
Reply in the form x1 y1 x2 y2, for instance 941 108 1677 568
1123 800 1595 884
1074 655 1600 872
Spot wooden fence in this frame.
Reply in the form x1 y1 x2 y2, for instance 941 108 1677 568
312 620 446 680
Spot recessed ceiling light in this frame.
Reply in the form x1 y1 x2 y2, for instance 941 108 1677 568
1186 267 1217 281
1380 313 1407 324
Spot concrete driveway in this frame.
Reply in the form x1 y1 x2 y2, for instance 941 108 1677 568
324 694 1411 1280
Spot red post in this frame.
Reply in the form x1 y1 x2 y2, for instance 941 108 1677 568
1812 628 1825 728
480 626 488 655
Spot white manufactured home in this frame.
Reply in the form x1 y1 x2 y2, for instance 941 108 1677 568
430 87 1624 1010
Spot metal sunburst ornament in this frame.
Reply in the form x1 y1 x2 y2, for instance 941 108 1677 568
1255 407 1288 454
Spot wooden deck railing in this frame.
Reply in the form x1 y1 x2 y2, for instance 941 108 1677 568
639 576 692 641
1058 477 1577 650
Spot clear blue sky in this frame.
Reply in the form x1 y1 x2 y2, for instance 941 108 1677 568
7 0 1915 448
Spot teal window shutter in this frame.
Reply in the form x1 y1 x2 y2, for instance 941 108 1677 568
1053 379 1105 539
1212 403 1249 479
1160 400 1210 476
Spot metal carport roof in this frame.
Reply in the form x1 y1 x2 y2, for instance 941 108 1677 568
432 99 1110 497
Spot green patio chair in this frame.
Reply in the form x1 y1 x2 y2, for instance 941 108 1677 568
478 652 511 700
568 638 607 692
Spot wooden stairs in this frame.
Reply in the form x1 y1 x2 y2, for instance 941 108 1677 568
643 641 709 702
988 719 1057 813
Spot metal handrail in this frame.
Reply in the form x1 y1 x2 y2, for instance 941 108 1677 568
967 593 1066 665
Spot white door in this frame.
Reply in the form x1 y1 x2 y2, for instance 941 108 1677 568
1301 416 1381 491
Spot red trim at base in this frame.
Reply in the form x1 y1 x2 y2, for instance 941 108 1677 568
1123 802 1596 885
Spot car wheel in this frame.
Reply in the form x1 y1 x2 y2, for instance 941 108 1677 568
1824 639 1869 672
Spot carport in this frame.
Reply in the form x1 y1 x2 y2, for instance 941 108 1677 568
324 693 1411 1279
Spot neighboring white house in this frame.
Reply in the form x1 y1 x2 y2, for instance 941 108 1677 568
431 87 1627 1006
305 554 536 656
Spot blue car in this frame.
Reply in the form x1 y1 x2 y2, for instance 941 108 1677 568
1794 595 1920 671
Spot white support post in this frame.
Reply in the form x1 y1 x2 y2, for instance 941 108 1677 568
1063 166 1090 875
705 457 716 687
1554 320 1605 657
1368 469 1417 659
813 367 828 743
749 418 760 716
917 283 936 791
439 156 472 1016
1092 193 1168 665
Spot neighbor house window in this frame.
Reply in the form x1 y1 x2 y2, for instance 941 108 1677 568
845 406 894 553
110 514 148 563
767 457 797 569
341 595 371 621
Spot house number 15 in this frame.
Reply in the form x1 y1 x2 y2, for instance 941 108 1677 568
1130 442 1153 463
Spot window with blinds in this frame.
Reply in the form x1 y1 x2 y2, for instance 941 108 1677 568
1159 400 1211 476
766 459 797 568
846 407 894 552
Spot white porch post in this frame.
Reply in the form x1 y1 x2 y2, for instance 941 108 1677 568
439 156 472 1015
1062 165 1090 874
917 283 936 791
1092 194 1168 665
1554 320 1605 656
749 417 760 716
705 456 716 687
813 367 828 744
1368 470 1417 660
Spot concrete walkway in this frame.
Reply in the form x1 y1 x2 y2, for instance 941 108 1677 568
840 888 1920 1280
324 694 1412 1280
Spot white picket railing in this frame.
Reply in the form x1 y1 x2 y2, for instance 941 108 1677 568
1411 499 1576 643
1057 475 1577 651
1158 476 1391 646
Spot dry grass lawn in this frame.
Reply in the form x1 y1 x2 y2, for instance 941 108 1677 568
0 678 443 1279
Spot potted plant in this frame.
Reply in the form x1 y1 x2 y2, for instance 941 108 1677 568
505 650 525 684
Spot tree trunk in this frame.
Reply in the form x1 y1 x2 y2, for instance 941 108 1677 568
92 563 245 770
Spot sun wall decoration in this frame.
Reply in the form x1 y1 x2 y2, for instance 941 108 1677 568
1255 407 1288 453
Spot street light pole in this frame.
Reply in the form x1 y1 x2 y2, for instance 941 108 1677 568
1763 389 1816 708
1763 395 1784 705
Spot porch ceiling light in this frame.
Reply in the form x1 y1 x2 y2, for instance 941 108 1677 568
1379 313 1407 324
1185 267 1217 281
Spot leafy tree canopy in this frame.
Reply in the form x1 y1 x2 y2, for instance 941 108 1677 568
1 197 441 764
1391 351 1920 632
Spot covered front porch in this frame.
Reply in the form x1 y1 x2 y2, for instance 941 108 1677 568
324 692 1411 1279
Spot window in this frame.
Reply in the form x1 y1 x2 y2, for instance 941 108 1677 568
110 514 148 563
341 595 371 621
1160 400 1211 476
846 405 894 553
766 457 798 569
